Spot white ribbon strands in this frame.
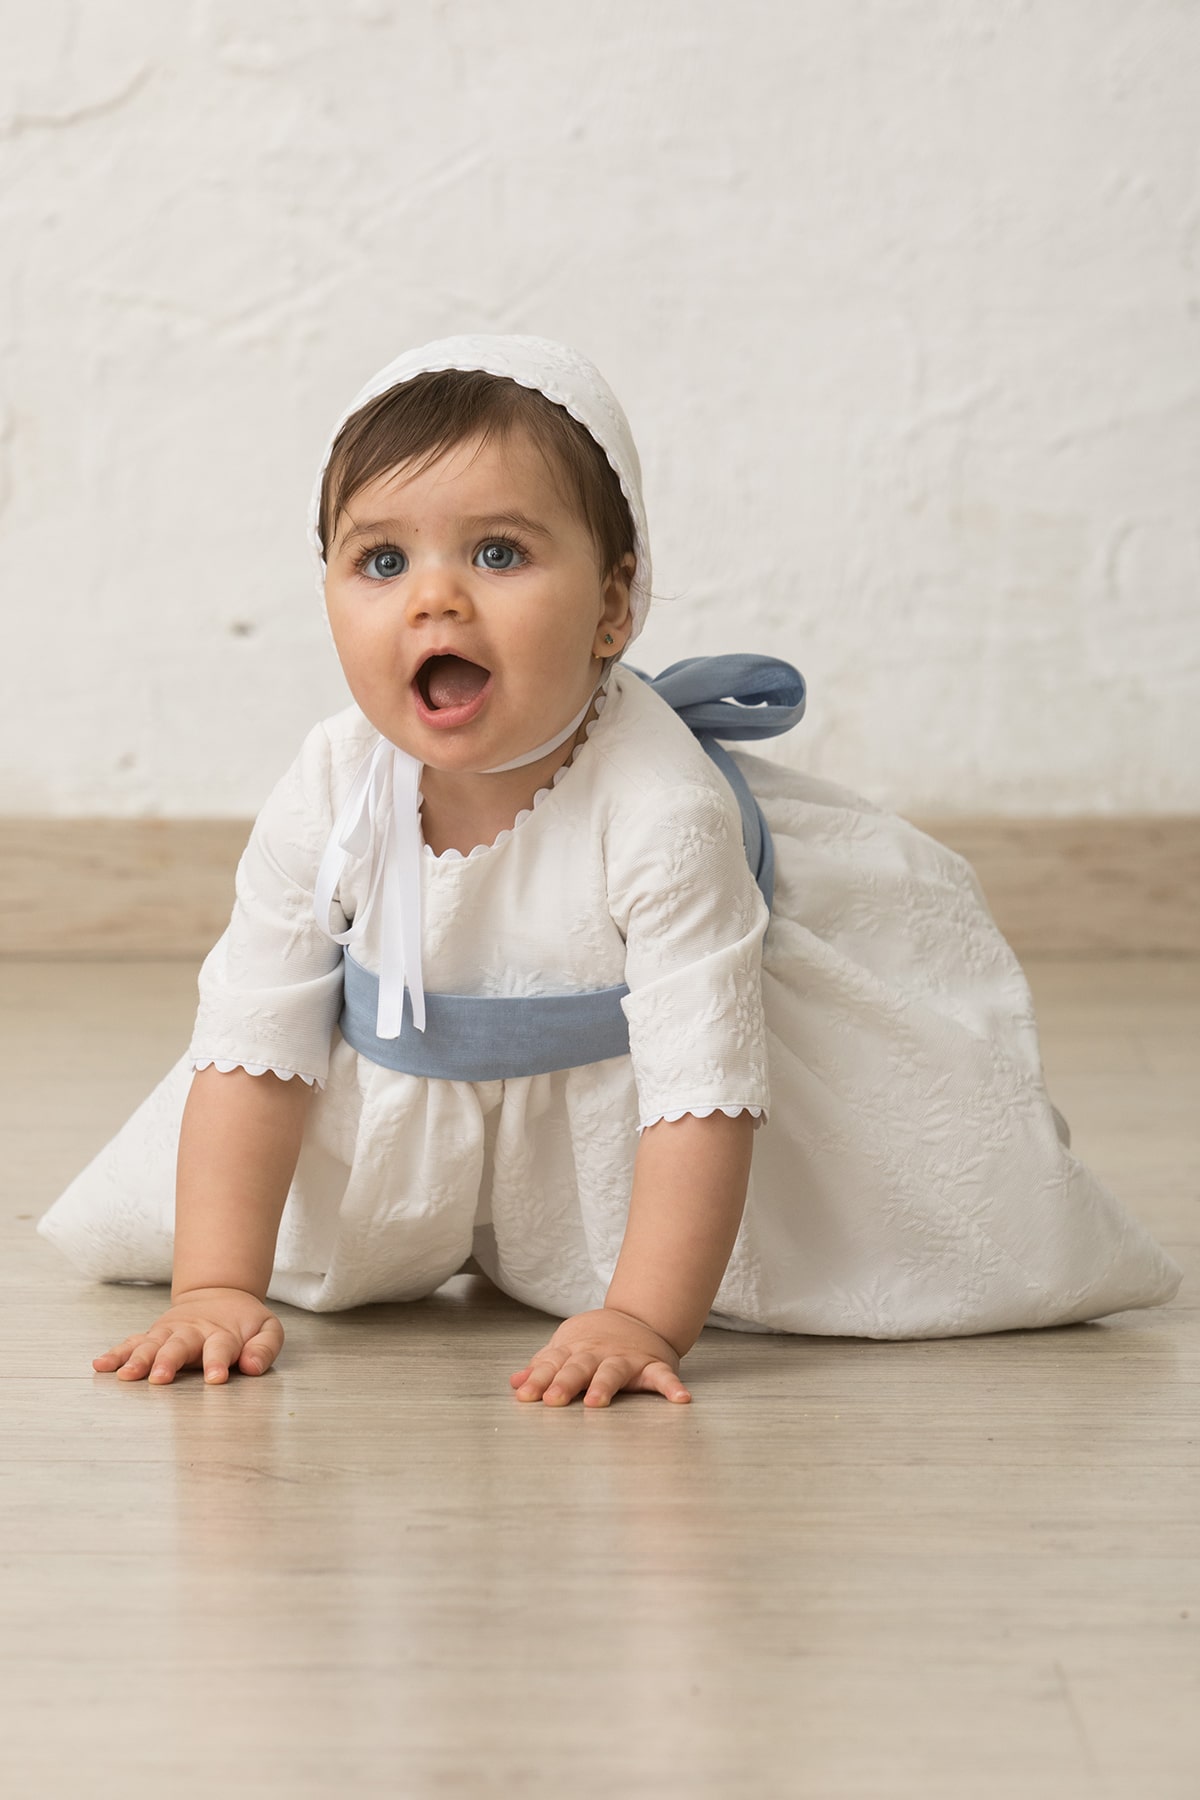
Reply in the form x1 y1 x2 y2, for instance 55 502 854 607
312 682 604 1040
313 742 425 1039
472 685 598 775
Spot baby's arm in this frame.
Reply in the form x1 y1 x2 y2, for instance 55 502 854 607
513 767 771 1406
92 720 347 1386
92 1066 310 1385
605 1109 755 1354
512 1108 755 1406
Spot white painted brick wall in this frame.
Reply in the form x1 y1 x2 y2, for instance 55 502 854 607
1 1 1196 815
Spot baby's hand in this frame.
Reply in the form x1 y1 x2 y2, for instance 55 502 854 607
92 1287 284 1386
509 1307 691 1408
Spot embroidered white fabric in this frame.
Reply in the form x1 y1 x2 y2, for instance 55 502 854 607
37 666 1182 1336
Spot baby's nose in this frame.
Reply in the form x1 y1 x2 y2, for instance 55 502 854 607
404 563 473 624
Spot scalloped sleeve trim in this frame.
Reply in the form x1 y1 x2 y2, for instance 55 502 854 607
191 1058 324 1091
637 1104 766 1135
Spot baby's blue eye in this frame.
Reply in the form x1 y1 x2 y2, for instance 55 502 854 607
475 540 524 571
362 547 406 580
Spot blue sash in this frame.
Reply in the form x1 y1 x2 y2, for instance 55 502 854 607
339 654 805 1079
341 953 633 1079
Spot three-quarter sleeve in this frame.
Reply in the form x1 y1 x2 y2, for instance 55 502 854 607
606 778 771 1132
187 720 346 1087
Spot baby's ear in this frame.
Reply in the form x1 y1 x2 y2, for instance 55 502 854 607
603 559 634 632
608 552 636 604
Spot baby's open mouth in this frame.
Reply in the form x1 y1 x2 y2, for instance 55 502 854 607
416 654 492 711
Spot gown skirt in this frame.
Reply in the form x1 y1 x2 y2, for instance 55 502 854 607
36 746 1183 1340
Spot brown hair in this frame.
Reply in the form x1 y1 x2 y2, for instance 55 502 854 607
318 369 636 579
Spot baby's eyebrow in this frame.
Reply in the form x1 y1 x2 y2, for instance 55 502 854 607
337 511 553 550
459 511 553 539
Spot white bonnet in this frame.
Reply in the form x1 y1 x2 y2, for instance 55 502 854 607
306 333 652 642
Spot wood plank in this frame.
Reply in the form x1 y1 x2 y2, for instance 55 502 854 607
925 816 1200 956
1 816 1197 958
0 819 248 958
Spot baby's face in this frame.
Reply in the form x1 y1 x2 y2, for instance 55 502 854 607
323 428 632 770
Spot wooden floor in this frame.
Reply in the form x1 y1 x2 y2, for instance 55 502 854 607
4 957 1197 1799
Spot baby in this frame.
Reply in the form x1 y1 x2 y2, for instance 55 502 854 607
39 334 1181 1404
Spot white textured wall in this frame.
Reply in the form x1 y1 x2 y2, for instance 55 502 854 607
1 1 1197 817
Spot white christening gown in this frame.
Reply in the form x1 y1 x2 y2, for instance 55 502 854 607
37 664 1181 1336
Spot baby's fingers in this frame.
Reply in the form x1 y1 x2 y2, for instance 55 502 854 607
113 1333 173 1381
93 1334 147 1372
636 1359 692 1404
579 1357 690 1406
538 1354 603 1406
148 1327 213 1384
236 1319 284 1377
514 1353 569 1402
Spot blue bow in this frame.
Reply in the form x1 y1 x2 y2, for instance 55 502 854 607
627 654 807 912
